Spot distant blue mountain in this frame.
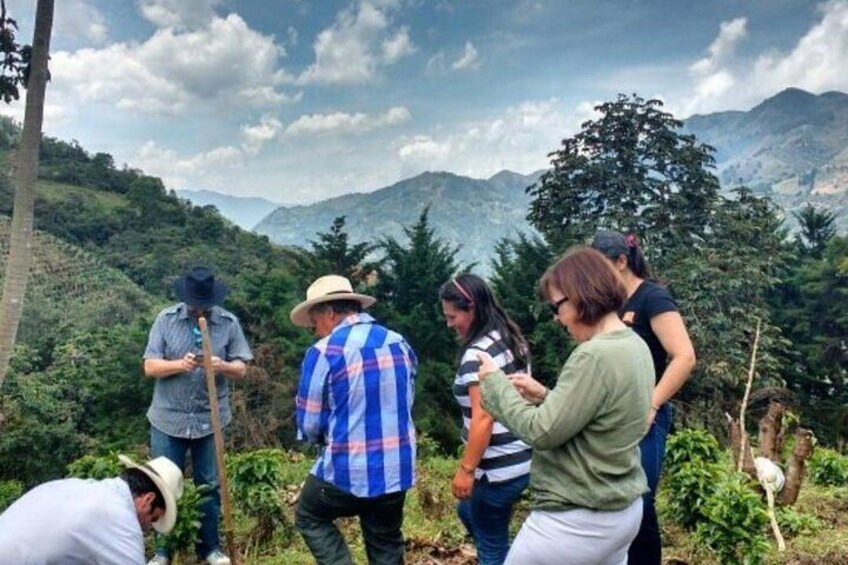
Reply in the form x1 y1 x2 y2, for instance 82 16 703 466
254 170 544 272
176 189 282 230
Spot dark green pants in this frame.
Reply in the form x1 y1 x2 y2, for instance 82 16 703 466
295 475 407 565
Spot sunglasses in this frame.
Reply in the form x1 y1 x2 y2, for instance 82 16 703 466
547 296 569 316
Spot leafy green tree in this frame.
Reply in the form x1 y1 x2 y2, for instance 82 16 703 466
299 216 375 286
794 204 836 259
373 208 461 451
490 233 564 386
527 94 720 271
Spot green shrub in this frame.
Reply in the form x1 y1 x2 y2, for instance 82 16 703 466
66 453 122 480
665 428 722 475
776 507 824 537
809 448 848 487
694 472 770 565
227 449 291 544
665 460 723 529
164 479 207 558
0 480 23 512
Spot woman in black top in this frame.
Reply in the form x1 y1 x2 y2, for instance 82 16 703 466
592 230 696 565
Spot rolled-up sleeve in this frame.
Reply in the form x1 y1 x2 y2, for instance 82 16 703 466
296 347 331 444
143 314 167 360
226 320 253 361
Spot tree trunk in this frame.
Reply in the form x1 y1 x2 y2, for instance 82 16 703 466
728 416 756 478
0 0 54 389
759 401 786 462
779 428 815 506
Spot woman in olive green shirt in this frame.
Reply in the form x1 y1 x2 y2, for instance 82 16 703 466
477 246 655 565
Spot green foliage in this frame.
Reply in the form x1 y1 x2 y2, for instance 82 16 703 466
0 479 23 512
0 11 30 103
809 448 848 487
665 428 723 475
665 460 724 529
776 507 824 537
227 449 292 544
693 472 770 565
164 479 207 558
300 216 376 286
794 203 837 258
527 94 720 268
490 233 564 386
66 453 122 480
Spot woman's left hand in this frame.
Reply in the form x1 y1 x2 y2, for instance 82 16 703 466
452 467 475 500
476 352 498 380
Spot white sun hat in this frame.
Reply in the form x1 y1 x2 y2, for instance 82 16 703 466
290 274 376 328
119 454 184 534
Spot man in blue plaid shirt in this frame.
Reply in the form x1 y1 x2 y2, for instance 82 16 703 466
291 274 418 564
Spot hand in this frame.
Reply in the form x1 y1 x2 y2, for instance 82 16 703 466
509 373 548 405
646 406 658 427
475 352 499 380
210 356 225 371
180 353 199 371
451 466 475 500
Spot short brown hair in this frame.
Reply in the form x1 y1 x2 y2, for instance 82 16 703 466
539 246 626 326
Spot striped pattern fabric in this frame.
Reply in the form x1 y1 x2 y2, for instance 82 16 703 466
454 331 531 482
296 313 418 498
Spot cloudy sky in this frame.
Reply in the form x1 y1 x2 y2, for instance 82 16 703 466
1 0 845 204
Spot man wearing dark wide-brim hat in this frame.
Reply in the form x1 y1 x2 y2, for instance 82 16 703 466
142 266 253 565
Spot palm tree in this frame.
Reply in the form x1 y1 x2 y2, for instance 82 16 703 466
0 0 55 388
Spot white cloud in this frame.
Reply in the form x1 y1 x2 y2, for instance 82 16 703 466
452 41 480 71
50 13 292 115
240 114 283 153
682 1 848 115
284 106 411 137
5 0 108 45
138 0 222 30
425 52 447 74
397 98 575 177
382 27 416 63
134 141 244 188
296 1 414 85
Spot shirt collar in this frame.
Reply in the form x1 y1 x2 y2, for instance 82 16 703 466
330 312 375 334
176 303 222 324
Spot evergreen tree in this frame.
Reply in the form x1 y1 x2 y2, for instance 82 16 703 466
301 216 375 286
794 203 836 259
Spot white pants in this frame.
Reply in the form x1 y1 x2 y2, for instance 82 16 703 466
505 498 643 565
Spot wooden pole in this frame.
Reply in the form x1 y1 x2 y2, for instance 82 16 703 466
198 316 239 565
737 318 762 474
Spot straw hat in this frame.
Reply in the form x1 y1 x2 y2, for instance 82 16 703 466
119 455 184 534
290 274 376 328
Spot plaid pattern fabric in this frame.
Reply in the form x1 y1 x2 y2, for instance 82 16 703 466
297 313 418 498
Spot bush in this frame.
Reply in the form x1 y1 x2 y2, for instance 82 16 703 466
227 449 292 544
809 448 848 487
67 453 122 480
694 472 770 565
665 460 724 529
665 428 722 475
0 480 23 512
776 507 824 537
165 479 207 558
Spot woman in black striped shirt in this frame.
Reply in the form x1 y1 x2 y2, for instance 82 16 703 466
439 274 532 565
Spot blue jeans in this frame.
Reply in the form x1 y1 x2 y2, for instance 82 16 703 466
457 474 530 565
628 402 673 565
151 426 221 559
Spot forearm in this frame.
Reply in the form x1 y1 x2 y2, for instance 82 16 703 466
462 415 494 470
652 354 696 407
143 358 185 379
218 359 247 380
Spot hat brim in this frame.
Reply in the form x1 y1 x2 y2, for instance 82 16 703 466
118 455 178 534
290 293 376 327
173 278 229 309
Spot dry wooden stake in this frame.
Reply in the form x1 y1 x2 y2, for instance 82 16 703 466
738 318 762 474
199 316 239 565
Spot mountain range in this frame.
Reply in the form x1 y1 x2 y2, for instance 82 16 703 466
180 88 848 260
175 189 282 230
254 169 543 270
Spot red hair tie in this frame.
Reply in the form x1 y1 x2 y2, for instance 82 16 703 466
625 233 638 249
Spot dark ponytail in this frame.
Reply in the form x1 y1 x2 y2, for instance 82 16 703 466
591 230 652 279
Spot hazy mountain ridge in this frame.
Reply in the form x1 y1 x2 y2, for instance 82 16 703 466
176 189 282 230
254 170 544 270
